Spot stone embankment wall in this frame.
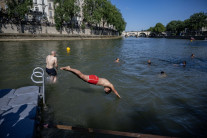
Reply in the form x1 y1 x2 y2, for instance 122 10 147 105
0 23 118 36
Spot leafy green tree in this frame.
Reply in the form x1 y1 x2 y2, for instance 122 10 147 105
54 0 79 34
83 0 96 25
176 21 184 35
83 0 105 27
7 0 33 33
166 21 177 35
103 2 126 34
113 11 126 34
64 0 80 27
166 20 184 35
153 23 166 34
83 0 126 35
150 12 207 36
183 19 190 29
147 27 154 31
185 12 207 34
54 0 64 33
101 0 112 27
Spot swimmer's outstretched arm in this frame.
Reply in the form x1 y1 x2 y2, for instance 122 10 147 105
109 84 121 98
173 64 178 66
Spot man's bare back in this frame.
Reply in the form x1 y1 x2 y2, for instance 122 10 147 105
46 51 58 83
46 55 57 69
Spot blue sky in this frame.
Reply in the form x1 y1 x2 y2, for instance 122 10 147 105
110 0 207 31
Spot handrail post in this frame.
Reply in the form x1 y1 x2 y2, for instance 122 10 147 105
42 72 45 105
31 67 45 105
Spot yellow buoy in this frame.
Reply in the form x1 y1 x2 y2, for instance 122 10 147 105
66 47 70 53
67 47 70 51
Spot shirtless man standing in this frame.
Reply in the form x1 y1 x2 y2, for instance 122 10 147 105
46 51 58 83
60 66 121 98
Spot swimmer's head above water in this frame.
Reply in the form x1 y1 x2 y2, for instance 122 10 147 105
161 71 165 74
160 71 167 77
51 51 56 56
115 58 120 63
179 61 186 67
148 60 151 65
183 61 186 66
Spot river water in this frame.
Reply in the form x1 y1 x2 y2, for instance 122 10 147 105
0 38 207 137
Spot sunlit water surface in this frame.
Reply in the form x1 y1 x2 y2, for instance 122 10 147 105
0 38 207 137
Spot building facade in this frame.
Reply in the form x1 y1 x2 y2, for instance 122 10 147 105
45 0 55 24
74 0 84 26
31 0 55 23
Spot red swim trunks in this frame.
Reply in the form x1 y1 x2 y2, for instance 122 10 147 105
88 75 99 85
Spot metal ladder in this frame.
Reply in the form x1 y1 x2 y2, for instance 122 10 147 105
31 67 45 105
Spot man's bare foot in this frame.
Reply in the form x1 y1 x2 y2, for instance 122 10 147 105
43 124 49 128
60 66 70 71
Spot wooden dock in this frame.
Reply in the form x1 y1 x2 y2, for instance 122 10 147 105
1 86 176 138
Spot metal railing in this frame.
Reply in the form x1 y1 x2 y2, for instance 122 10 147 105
31 67 45 105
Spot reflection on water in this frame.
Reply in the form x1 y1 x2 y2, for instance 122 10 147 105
0 38 207 137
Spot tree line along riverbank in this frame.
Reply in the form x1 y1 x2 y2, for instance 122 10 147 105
147 12 207 37
1 0 126 36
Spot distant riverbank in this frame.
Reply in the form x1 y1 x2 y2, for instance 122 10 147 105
149 35 206 40
0 34 122 41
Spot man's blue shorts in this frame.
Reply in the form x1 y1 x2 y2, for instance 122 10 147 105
46 68 57 76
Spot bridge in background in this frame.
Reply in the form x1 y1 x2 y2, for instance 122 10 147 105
122 31 151 37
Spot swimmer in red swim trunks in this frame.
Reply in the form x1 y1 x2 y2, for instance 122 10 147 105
60 66 121 98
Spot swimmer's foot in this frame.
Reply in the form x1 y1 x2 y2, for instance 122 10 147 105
43 123 54 128
60 66 71 71
43 124 49 128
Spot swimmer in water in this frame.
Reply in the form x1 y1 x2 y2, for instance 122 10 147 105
180 61 186 67
147 60 151 65
60 66 121 98
191 54 195 58
173 61 186 67
46 51 58 83
115 58 120 63
160 71 167 77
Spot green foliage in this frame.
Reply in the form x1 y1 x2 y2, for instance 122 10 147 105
83 0 103 25
166 12 207 35
149 12 207 36
83 0 126 34
153 23 166 34
147 23 166 34
147 27 154 31
81 22 86 30
54 0 80 31
185 12 207 31
7 0 33 20
166 20 184 35
54 2 64 31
